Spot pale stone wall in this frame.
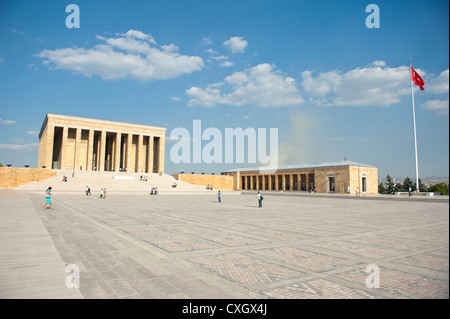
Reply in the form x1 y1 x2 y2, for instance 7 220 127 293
38 114 166 173
173 174 235 190
349 166 378 195
223 164 378 194
0 168 56 188
315 166 351 193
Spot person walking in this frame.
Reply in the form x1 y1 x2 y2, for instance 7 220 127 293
356 187 359 197
86 186 89 196
257 191 263 208
42 187 54 210
218 190 221 203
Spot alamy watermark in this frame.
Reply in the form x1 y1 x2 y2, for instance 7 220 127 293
365 264 380 289
169 120 279 173
66 4 80 29
66 264 80 289
365 4 380 29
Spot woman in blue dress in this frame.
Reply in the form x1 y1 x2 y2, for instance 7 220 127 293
42 187 54 210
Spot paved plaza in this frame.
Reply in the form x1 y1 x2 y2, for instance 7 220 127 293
0 189 448 299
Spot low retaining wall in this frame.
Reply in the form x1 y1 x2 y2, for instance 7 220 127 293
173 174 235 190
0 167 56 188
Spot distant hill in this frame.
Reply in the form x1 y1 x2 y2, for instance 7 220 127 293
422 177 449 185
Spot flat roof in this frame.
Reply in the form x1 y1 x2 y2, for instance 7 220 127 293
222 160 375 174
39 113 166 139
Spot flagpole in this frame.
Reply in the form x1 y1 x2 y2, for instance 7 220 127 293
409 57 420 193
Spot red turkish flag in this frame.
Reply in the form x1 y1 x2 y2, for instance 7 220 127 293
411 67 425 90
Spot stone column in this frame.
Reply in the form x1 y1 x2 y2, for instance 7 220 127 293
126 134 133 172
87 130 94 171
158 136 165 174
59 126 68 170
147 136 154 173
114 132 121 172
261 175 265 190
137 134 144 173
39 124 54 169
268 175 272 190
289 174 293 191
74 128 82 170
99 131 106 172
275 175 279 191
282 174 286 191
306 173 311 190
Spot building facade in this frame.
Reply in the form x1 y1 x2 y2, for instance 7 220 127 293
38 114 166 173
221 161 378 195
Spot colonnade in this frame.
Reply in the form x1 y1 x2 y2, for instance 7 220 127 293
39 125 165 173
240 172 315 191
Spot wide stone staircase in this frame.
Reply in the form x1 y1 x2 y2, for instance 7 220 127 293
14 170 212 194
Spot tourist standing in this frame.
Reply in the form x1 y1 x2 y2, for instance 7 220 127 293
42 187 54 210
356 187 359 197
218 190 221 203
257 192 263 208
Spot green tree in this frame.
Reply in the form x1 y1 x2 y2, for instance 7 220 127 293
428 183 449 195
378 182 386 194
402 177 416 192
385 175 395 194
418 178 428 192
394 182 403 193
0 162 3 167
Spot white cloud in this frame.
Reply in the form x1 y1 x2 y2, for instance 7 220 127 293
420 99 449 116
11 28 24 35
0 118 17 125
223 36 248 54
186 63 304 108
121 29 157 44
37 30 204 81
428 69 449 94
202 38 213 46
169 96 181 101
301 62 414 107
0 143 38 150
28 130 39 136
219 61 234 67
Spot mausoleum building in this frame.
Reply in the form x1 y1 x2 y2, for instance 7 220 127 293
221 161 378 195
38 114 166 173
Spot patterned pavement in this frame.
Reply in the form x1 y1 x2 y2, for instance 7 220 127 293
7 190 450 298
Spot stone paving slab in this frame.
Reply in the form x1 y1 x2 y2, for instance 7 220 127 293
0 189 448 299
0 190 83 299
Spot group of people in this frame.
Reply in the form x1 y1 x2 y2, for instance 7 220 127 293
150 187 159 195
217 190 264 208
206 184 214 190
84 185 108 198
140 175 149 181
172 182 177 188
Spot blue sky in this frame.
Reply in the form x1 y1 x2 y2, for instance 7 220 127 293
0 0 448 179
